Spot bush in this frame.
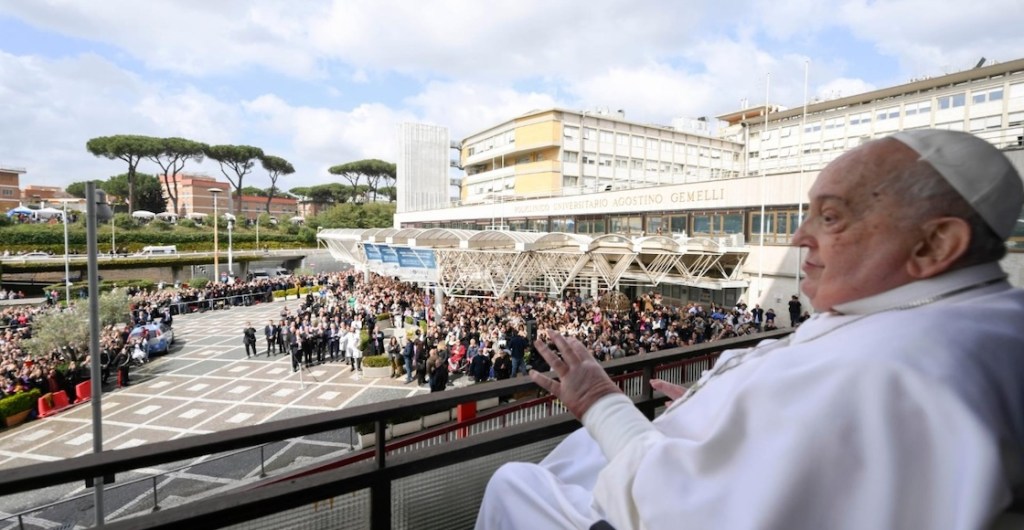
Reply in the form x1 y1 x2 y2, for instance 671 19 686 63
178 218 196 229
376 313 391 322
359 329 371 352
362 355 390 368
272 290 286 300
0 389 41 418
191 278 210 289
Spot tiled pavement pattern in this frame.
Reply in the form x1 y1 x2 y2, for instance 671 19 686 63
0 297 432 527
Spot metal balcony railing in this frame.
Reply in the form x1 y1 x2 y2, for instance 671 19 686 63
0 331 789 529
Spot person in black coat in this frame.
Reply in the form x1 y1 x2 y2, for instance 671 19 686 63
430 361 449 392
264 320 276 356
243 322 257 358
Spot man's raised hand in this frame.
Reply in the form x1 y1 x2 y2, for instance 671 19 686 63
529 330 621 419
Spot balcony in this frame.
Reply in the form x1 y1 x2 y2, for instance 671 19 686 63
0 333 785 529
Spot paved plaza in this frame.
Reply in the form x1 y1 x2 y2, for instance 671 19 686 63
0 297 430 526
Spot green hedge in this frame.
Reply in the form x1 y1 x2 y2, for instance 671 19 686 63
0 222 306 254
376 313 391 322
0 389 41 418
363 354 390 368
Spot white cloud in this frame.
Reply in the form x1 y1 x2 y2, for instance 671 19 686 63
0 0 324 77
838 0 1024 77
243 94 416 184
405 81 560 139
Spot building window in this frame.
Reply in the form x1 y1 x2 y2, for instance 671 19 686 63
599 130 614 143
564 151 579 163
564 126 579 139
582 152 597 165
972 87 1004 104
849 111 871 125
750 209 802 245
583 128 596 140
1 189 12 196
938 93 966 109
691 212 743 236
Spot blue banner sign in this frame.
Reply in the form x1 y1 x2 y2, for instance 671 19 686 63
395 246 419 268
413 249 436 269
363 243 382 261
379 245 399 264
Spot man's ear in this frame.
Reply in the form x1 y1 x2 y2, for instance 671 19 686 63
906 217 971 278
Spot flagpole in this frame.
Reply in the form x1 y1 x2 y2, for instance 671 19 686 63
797 60 809 300
757 73 770 302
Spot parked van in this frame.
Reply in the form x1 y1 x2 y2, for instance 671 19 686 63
137 245 178 256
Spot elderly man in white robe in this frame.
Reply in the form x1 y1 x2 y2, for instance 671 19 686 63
476 129 1024 530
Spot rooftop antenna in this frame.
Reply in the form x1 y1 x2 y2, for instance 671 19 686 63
975 57 987 69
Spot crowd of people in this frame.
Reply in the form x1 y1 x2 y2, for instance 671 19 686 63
0 264 786 413
264 270 787 395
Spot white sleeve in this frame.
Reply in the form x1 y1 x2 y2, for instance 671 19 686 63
586 362 1005 530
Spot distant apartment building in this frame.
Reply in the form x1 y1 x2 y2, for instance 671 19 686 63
162 173 297 221
0 165 24 211
457 108 743 207
23 185 71 205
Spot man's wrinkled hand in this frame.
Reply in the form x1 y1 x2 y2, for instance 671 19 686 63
529 330 621 419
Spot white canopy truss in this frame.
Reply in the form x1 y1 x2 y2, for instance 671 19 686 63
319 228 749 299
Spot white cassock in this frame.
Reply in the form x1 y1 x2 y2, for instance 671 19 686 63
477 263 1024 530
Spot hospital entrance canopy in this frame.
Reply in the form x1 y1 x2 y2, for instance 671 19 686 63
318 228 749 299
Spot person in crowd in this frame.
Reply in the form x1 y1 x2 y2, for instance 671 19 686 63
475 129 1024 529
506 327 529 377
787 295 802 327
387 336 403 378
242 321 257 358
264 319 276 356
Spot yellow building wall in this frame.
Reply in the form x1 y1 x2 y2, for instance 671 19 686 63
514 160 562 195
514 115 561 149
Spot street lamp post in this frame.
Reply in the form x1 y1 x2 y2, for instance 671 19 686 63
227 215 234 282
255 215 260 250
209 188 222 282
62 201 71 304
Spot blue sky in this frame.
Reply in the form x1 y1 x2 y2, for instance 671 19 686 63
1 0 1022 193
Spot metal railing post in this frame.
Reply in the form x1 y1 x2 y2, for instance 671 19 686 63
259 446 266 477
370 420 391 529
641 364 656 420
152 476 160 511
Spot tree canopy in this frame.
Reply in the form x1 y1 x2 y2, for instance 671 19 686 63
86 135 160 211
327 159 395 202
260 155 295 214
67 173 166 213
148 137 207 216
205 144 264 215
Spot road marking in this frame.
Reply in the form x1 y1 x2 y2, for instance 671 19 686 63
186 383 209 392
228 386 250 394
226 413 253 424
66 433 92 446
267 368 286 375
151 381 171 388
229 366 247 373
272 388 295 397
179 409 205 419
318 391 340 400
20 429 53 442
115 439 146 450
135 405 161 416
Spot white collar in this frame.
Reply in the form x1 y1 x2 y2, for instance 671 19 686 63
831 262 1008 315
